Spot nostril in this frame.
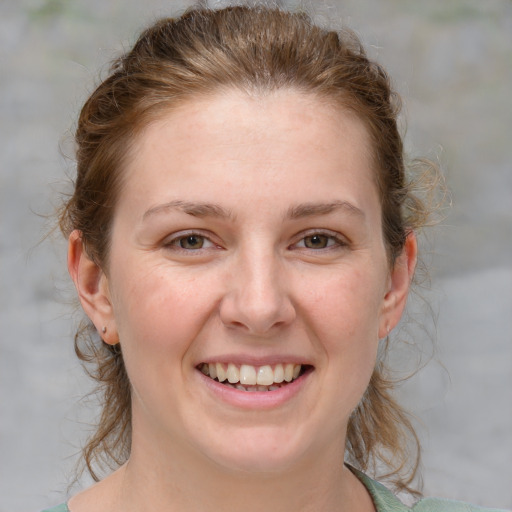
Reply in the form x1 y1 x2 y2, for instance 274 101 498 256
228 321 247 330
219 291 296 335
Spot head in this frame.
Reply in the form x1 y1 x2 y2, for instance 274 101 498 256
61 5 429 490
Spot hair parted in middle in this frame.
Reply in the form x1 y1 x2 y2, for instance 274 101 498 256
61 4 437 493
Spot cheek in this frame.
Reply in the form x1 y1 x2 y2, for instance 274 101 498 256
301 267 384 389
296 270 383 432
110 262 220 359
303 266 385 341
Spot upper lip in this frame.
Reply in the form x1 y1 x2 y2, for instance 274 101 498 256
195 354 312 367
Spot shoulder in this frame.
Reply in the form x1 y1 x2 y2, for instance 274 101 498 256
413 497 510 512
41 505 69 512
349 466 510 512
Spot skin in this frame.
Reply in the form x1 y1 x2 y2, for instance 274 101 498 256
68 89 417 512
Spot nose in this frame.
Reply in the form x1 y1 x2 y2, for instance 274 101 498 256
219 247 296 335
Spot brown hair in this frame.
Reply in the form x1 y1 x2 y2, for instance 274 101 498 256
60 4 438 493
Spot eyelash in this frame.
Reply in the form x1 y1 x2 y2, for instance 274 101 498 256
163 231 218 252
290 231 347 251
163 230 347 253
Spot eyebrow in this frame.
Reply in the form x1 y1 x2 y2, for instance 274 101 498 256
286 201 365 220
142 199 364 222
143 200 234 221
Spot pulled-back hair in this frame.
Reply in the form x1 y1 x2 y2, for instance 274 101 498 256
60 4 437 493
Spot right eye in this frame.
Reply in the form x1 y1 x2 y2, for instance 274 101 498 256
164 232 216 251
177 234 207 250
301 234 332 249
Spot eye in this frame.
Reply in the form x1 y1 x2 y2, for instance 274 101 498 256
303 234 331 249
179 234 207 250
293 232 346 250
164 233 216 251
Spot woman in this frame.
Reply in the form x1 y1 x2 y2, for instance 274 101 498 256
44 5 507 512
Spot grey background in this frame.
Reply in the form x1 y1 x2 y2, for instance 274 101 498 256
1 0 511 511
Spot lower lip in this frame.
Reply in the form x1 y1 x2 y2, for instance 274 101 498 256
196 368 312 410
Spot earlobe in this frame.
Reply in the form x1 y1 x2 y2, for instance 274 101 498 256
68 230 119 345
378 232 417 338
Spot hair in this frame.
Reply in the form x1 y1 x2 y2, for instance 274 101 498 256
60 4 440 494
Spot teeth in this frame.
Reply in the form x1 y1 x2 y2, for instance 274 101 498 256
284 363 294 382
226 363 239 384
200 362 304 389
256 365 274 385
234 383 280 392
273 364 284 383
216 363 227 382
240 364 257 385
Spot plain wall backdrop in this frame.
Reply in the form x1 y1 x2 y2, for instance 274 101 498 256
1 1 511 511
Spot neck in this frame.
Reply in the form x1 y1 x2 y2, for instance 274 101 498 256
112 427 374 512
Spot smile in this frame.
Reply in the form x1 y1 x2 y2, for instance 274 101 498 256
198 363 307 392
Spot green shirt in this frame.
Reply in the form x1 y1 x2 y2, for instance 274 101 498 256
41 470 510 512
353 469 508 511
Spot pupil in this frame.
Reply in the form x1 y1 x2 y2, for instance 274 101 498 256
306 234 327 248
181 235 203 249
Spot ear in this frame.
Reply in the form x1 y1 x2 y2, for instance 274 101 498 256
68 230 119 345
378 232 417 338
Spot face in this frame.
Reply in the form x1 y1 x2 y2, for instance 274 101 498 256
73 89 413 474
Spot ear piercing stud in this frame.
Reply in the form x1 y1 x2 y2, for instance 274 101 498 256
102 326 107 334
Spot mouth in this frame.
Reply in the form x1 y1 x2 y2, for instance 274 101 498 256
197 362 310 392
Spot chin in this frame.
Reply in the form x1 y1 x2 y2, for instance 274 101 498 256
199 429 308 475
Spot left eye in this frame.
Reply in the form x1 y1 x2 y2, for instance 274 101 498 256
167 234 215 250
180 235 206 249
295 234 339 249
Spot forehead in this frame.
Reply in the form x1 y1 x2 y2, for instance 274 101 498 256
120 89 378 217
161 89 371 148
